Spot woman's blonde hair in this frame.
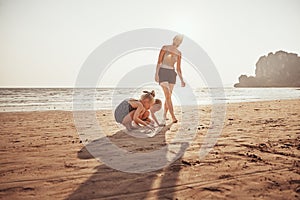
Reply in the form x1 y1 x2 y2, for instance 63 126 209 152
173 34 184 46
141 90 155 103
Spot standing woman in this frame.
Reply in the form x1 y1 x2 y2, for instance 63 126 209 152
155 35 185 123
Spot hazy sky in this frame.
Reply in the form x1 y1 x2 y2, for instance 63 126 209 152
0 0 299 88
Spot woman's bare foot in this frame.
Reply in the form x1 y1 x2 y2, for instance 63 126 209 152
172 117 178 123
163 114 169 120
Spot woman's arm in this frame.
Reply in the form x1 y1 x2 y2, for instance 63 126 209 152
176 51 185 87
155 46 166 82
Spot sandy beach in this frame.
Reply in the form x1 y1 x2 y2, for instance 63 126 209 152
0 99 299 199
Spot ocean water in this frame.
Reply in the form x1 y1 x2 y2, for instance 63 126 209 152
0 87 299 112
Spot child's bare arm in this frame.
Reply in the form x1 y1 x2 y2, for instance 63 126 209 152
150 110 160 126
133 107 148 126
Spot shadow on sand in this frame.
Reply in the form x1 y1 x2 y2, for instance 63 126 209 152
67 123 188 199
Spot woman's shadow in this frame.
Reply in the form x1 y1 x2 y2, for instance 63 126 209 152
67 123 188 200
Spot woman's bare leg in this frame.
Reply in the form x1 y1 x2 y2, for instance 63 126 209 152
163 101 168 120
160 83 177 122
160 82 169 120
163 83 175 120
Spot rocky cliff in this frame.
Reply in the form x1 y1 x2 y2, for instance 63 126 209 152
234 51 300 87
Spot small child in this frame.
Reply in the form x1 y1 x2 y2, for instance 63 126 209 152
138 99 163 127
114 90 161 130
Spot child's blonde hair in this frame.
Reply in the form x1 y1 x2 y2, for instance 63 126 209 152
141 90 155 103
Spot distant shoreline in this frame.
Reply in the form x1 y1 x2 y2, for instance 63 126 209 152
1 98 299 114
1 87 299 112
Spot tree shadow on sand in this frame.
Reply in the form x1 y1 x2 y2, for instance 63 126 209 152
68 123 189 200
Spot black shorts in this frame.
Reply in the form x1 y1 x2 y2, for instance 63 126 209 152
114 100 135 123
158 68 177 84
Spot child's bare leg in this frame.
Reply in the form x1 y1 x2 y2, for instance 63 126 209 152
140 111 153 126
141 110 150 120
122 111 137 130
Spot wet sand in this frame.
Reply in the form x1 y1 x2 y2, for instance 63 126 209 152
0 99 299 199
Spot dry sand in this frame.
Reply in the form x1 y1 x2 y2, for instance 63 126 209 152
0 99 299 199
